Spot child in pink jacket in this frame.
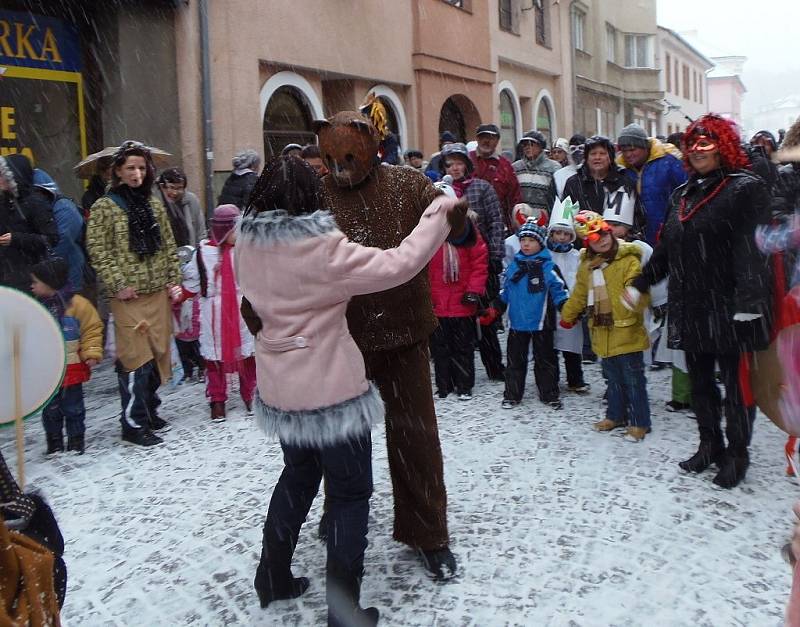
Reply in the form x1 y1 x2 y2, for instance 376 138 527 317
235 157 464 626
428 213 488 400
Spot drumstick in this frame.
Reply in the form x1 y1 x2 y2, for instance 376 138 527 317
12 324 24 489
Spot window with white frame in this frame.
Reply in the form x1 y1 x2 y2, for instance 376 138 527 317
572 10 586 51
624 34 653 68
606 24 616 62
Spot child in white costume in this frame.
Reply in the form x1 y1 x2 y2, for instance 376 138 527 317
547 197 589 392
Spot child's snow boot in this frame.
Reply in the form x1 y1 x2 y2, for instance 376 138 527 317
210 401 226 422
45 434 64 456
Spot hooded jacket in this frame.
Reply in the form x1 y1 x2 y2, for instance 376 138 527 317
429 227 488 318
632 169 772 354
217 171 258 210
0 155 59 292
617 138 687 245
501 247 568 332
33 169 87 290
235 195 451 447
561 242 650 358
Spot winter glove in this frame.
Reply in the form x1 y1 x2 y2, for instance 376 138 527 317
461 292 481 306
478 307 500 326
559 319 576 330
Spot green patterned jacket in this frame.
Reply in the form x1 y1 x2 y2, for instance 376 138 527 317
86 193 181 296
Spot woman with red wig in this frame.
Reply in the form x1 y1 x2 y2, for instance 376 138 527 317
626 113 772 488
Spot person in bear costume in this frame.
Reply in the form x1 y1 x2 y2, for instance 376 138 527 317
240 111 460 581
317 110 457 580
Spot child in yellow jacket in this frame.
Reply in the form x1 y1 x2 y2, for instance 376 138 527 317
560 211 651 441
31 258 103 455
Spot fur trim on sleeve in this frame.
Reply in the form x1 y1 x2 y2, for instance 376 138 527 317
237 209 338 246
253 384 383 448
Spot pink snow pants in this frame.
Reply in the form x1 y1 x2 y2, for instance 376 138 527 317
205 357 256 403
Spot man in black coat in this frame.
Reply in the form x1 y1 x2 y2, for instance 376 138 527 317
0 154 59 293
217 148 261 210
629 115 772 489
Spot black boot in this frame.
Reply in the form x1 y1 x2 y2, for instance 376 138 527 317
67 435 85 455
678 441 725 473
713 448 749 489
327 562 379 627
418 546 458 581
318 511 328 544
45 434 64 456
253 561 309 608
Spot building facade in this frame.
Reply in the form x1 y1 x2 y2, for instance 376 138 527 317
571 0 662 139
1 0 183 200
706 56 748 127
656 27 712 136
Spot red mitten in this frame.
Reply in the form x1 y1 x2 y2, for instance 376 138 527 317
479 307 499 326
559 319 576 329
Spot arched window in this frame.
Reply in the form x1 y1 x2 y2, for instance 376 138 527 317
263 86 316 157
536 97 553 145
499 90 517 153
439 97 466 143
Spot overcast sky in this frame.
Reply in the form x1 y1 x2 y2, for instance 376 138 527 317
657 0 800 72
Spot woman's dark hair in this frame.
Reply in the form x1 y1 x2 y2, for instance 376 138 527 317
157 167 188 186
111 140 156 190
246 156 323 216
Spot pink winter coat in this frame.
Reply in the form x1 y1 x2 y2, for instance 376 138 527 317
235 196 452 447
428 228 488 318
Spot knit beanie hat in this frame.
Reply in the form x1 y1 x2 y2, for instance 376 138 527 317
232 149 261 173
617 124 649 150
30 257 69 290
553 138 569 152
211 204 241 243
517 219 547 247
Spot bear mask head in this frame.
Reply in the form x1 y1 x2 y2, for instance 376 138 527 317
314 111 379 188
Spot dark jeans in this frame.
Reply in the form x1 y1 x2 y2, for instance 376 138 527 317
42 385 85 438
557 351 585 387
259 433 373 610
504 329 559 403
175 339 205 378
602 352 651 428
430 317 476 394
686 352 752 453
115 359 161 431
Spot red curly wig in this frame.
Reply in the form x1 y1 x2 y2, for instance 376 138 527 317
682 113 750 173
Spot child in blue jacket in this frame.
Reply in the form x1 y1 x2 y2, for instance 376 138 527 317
501 219 569 409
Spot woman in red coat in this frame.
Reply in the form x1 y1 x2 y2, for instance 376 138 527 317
429 212 489 400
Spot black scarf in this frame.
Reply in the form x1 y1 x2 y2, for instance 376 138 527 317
511 258 546 294
117 185 162 257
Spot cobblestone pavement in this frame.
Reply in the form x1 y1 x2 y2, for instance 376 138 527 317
1 358 795 626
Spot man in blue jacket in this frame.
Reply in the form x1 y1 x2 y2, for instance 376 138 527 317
617 123 687 247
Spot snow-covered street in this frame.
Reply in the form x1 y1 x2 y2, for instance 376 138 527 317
1 359 795 626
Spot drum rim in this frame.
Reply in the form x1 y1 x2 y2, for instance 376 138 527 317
0 286 66 427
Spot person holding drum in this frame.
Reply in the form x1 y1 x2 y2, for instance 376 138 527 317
86 141 182 447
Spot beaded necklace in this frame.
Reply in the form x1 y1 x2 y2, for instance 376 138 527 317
678 176 730 223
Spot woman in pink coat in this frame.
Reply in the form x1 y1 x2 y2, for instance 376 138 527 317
235 157 464 627
428 212 488 400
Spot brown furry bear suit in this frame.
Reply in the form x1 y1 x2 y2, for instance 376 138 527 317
314 111 454 563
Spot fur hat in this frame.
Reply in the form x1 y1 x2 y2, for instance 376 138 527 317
553 138 569 152
211 204 241 243
517 218 547 246
617 124 649 150
31 258 69 291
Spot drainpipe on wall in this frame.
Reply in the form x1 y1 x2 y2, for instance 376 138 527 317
569 0 577 135
199 0 214 218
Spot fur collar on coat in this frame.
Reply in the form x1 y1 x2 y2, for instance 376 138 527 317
238 209 338 247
